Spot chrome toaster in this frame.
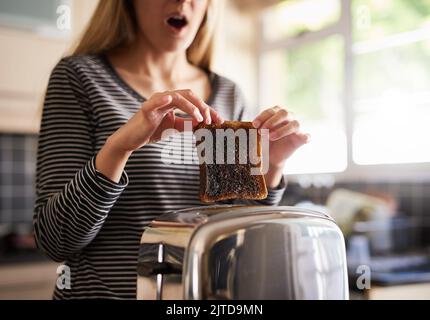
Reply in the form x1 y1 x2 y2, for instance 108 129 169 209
137 205 349 300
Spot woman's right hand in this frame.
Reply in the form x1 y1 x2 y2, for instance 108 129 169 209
96 90 224 182
108 89 223 152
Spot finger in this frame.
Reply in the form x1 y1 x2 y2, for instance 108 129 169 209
159 92 204 123
173 111 201 129
144 93 173 110
260 108 290 129
252 106 282 128
288 133 310 149
269 120 300 141
177 89 212 125
300 133 311 144
209 107 224 125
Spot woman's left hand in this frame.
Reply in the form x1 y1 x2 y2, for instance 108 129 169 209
252 106 310 187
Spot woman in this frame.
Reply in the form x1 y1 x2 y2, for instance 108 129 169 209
34 0 309 299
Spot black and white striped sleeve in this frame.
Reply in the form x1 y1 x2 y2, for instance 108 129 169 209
33 59 128 262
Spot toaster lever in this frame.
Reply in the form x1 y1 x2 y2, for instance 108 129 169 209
137 243 184 276
137 261 182 277
156 243 164 300
138 242 185 299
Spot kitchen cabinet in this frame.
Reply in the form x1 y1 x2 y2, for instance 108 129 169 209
0 0 98 134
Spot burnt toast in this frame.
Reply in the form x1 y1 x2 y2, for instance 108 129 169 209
194 121 268 203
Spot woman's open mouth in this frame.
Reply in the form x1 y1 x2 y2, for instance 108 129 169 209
165 14 189 34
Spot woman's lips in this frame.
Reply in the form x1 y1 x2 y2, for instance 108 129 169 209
165 14 189 35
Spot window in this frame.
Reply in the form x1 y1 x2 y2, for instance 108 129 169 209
352 0 430 165
260 35 347 174
259 0 430 177
261 0 341 41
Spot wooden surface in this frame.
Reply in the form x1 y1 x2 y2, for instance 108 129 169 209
368 282 430 300
0 261 58 300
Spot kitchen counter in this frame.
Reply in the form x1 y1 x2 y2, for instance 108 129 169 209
367 282 430 300
0 260 58 300
0 251 50 266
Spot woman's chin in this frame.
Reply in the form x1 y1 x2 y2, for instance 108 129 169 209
161 38 194 54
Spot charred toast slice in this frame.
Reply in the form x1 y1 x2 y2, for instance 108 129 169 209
194 121 268 203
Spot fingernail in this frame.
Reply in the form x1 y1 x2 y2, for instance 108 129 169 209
197 114 204 122
253 121 260 128
206 117 211 124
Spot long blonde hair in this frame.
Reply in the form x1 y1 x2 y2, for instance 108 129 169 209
72 0 220 70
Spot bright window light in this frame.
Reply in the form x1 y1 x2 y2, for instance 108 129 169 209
262 0 340 42
260 35 347 174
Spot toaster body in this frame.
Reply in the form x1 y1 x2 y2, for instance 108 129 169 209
137 205 348 300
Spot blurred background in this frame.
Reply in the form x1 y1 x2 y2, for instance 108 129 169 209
0 0 430 299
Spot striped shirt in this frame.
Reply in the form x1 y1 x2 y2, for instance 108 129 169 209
33 54 286 299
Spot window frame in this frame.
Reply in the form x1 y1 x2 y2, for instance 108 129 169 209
257 0 430 182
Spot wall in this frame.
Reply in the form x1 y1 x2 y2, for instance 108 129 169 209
0 0 99 134
0 133 37 224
